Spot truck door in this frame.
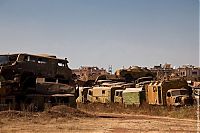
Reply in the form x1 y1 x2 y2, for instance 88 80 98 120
158 86 162 105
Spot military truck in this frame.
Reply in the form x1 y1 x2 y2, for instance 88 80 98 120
122 88 145 107
0 53 75 110
87 86 124 103
166 88 193 106
146 78 193 106
0 53 72 83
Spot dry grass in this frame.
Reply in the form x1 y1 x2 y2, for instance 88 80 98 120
0 105 94 123
0 104 196 120
78 103 197 120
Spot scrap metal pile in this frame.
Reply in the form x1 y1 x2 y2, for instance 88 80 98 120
0 53 197 112
77 72 194 107
0 53 76 111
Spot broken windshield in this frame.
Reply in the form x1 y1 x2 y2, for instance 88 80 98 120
171 90 188 96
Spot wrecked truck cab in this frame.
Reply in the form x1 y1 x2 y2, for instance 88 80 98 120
0 53 72 81
146 79 190 106
166 88 193 106
0 53 73 89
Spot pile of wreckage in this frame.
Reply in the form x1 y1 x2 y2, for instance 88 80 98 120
76 68 195 107
0 53 198 112
0 53 76 111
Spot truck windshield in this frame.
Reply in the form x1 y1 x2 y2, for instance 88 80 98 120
171 90 188 96
0 55 18 65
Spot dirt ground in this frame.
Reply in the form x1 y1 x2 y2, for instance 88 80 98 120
0 105 198 133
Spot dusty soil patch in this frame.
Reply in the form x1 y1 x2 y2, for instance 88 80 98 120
0 114 197 133
0 105 198 133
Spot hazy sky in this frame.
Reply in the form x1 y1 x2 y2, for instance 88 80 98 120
0 0 198 71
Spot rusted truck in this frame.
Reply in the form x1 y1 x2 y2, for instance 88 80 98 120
146 78 193 106
122 88 145 107
166 88 193 106
0 53 72 83
87 86 124 103
0 53 76 111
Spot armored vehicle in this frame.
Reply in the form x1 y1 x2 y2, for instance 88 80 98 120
115 66 155 82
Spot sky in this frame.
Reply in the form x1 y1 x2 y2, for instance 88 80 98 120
0 0 199 71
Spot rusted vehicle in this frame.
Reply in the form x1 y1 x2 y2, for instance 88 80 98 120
0 53 75 110
87 86 124 103
87 87 111 103
0 53 72 84
122 88 145 107
146 78 193 106
166 88 193 106
115 66 155 82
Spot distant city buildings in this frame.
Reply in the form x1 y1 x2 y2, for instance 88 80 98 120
72 64 200 82
150 63 174 80
177 65 200 81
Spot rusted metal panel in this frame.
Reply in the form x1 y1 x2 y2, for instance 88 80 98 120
146 79 192 106
87 87 111 103
114 90 123 104
0 53 72 82
166 88 193 106
122 88 144 106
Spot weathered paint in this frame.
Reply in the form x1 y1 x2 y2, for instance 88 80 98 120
76 87 91 103
87 87 111 103
114 90 123 104
87 86 124 103
146 79 189 106
122 88 144 106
